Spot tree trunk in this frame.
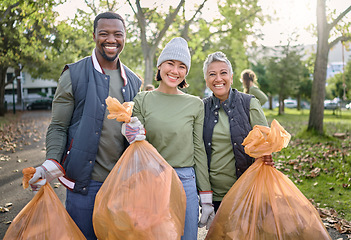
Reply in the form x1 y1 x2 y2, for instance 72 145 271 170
308 0 329 134
144 54 155 88
0 67 8 116
297 94 301 110
269 94 273 110
278 95 284 115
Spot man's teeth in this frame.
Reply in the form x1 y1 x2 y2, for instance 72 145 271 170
105 46 116 49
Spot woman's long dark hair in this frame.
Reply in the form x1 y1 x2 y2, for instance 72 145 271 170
241 69 257 94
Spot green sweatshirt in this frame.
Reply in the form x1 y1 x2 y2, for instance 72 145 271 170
132 90 211 192
249 86 268 106
210 97 268 201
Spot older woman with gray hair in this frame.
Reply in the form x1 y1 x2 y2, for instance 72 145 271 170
201 51 273 215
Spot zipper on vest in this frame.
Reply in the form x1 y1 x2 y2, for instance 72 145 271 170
61 139 73 165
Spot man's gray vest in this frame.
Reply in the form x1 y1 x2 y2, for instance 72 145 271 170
60 57 141 194
203 89 254 178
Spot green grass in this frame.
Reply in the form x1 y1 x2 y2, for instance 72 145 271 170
264 108 351 221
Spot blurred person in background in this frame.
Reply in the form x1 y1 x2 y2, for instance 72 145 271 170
241 69 268 106
144 84 155 91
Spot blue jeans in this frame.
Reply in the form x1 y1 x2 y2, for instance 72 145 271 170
66 180 102 240
174 167 199 240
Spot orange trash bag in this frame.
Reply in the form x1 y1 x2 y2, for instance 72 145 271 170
3 167 86 240
93 96 186 240
205 119 332 240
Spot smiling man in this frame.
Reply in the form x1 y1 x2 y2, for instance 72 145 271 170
27 12 142 239
93 15 125 66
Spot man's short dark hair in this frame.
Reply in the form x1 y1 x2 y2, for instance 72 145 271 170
94 12 126 33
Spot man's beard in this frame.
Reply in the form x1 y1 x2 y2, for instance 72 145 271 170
100 43 121 61
101 50 118 62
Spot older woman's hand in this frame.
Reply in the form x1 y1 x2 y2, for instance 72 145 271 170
256 154 274 167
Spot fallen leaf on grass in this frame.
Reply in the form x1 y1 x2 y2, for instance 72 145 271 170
319 207 351 234
335 223 342 233
288 159 299 165
307 167 321 178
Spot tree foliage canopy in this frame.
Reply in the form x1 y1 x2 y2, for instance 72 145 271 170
265 43 309 114
0 0 65 115
1 0 59 68
326 57 351 100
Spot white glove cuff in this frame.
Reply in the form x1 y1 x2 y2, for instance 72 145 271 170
42 160 64 181
199 191 213 204
121 123 127 135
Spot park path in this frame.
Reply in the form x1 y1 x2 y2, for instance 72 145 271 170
0 110 66 239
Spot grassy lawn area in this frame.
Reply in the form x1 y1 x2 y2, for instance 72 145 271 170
264 108 351 222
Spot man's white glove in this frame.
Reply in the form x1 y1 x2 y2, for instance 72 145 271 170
30 179 46 194
28 159 65 194
121 116 146 144
198 191 215 230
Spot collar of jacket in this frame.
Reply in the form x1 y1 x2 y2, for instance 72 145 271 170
210 88 236 112
91 49 128 86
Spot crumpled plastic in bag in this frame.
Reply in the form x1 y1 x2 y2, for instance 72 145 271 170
106 97 134 123
93 96 186 240
242 119 291 158
205 119 332 240
3 167 86 240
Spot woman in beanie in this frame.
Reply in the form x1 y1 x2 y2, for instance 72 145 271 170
202 51 273 213
241 69 268 106
130 37 214 239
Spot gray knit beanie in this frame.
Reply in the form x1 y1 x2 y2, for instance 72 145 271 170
157 37 191 73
